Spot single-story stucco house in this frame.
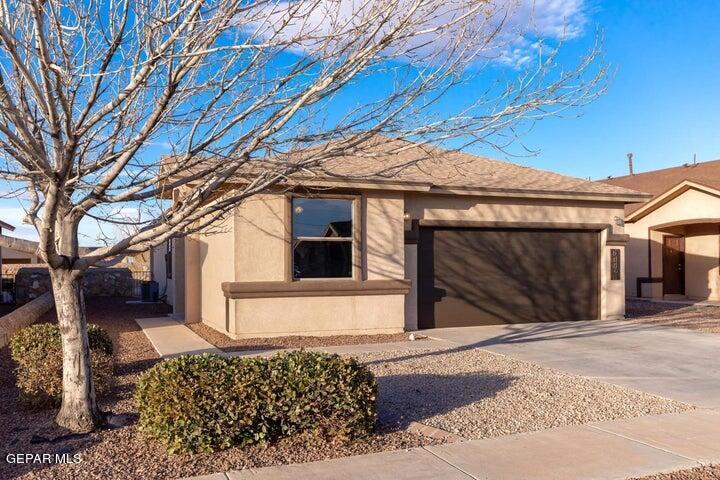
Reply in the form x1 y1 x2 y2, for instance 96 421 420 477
151 137 648 338
604 159 720 301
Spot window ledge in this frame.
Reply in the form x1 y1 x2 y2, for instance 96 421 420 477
222 279 411 299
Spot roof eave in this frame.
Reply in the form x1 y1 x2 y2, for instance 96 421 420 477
162 175 651 204
625 180 720 223
0 220 15 231
424 185 651 203
291 176 652 202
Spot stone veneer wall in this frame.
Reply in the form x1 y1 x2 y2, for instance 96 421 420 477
14 266 134 304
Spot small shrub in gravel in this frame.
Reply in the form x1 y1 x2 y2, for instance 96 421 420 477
9 323 114 407
135 350 377 454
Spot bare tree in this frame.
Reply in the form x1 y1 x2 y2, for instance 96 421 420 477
0 0 605 432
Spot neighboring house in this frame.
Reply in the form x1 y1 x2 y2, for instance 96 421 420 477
153 137 648 338
2 247 40 266
604 160 720 301
0 221 21 302
0 222 25 269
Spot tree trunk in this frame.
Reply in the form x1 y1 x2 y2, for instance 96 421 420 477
51 268 105 432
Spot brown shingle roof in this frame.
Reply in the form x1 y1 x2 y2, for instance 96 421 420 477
603 159 720 214
162 136 647 200
299 137 644 198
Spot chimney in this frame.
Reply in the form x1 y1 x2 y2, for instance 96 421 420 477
627 152 634 175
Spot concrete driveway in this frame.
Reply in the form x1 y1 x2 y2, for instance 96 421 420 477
428 319 720 407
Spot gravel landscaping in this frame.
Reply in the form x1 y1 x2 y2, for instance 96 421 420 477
0 298 699 479
0 298 433 480
632 465 720 480
626 299 720 333
187 321 425 352
360 347 694 439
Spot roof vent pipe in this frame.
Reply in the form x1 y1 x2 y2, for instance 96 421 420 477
627 152 634 175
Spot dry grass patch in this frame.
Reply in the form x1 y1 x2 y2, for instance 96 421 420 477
359 347 694 439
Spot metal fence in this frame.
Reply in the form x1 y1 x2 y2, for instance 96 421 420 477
130 270 152 298
1 273 14 304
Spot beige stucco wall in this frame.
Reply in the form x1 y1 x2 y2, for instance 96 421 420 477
404 193 627 323
227 192 407 337
365 191 405 280
405 195 626 229
177 189 630 335
151 244 169 300
684 224 720 300
601 231 626 319
2 247 38 262
231 294 405 337
624 187 720 299
190 216 237 330
235 194 287 282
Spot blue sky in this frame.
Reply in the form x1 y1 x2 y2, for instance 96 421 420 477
470 1 720 180
1 0 717 243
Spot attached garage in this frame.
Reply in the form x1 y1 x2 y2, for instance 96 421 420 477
417 227 601 328
163 136 648 337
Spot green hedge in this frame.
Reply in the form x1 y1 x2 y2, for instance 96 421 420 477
10 323 114 407
135 350 377 453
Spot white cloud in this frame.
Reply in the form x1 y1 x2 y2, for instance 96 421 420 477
248 0 588 68
526 0 587 38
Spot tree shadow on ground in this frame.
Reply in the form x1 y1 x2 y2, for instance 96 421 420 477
376 372 514 430
0 297 170 479
362 318 659 370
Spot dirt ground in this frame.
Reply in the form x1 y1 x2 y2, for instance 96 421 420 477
187 321 424 352
632 465 720 480
0 298 433 480
625 299 720 333
0 297 708 479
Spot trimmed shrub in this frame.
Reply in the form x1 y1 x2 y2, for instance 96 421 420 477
10 323 114 407
135 350 377 454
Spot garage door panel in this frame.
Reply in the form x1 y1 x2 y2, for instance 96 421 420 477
418 228 599 328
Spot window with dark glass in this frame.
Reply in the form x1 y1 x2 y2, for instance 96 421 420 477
292 197 353 279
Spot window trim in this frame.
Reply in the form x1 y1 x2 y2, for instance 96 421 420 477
287 193 362 281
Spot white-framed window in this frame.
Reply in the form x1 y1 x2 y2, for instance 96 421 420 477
291 196 354 279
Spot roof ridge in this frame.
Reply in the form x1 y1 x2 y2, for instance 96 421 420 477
372 135 607 188
608 158 720 180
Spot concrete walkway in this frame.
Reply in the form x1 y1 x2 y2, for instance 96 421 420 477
188 409 720 480
139 318 720 479
428 319 720 408
135 317 447 358
135 317 221 356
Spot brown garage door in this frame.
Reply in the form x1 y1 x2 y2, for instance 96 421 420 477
417 228 600 328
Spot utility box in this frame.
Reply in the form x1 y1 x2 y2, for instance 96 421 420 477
141 280 159 303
